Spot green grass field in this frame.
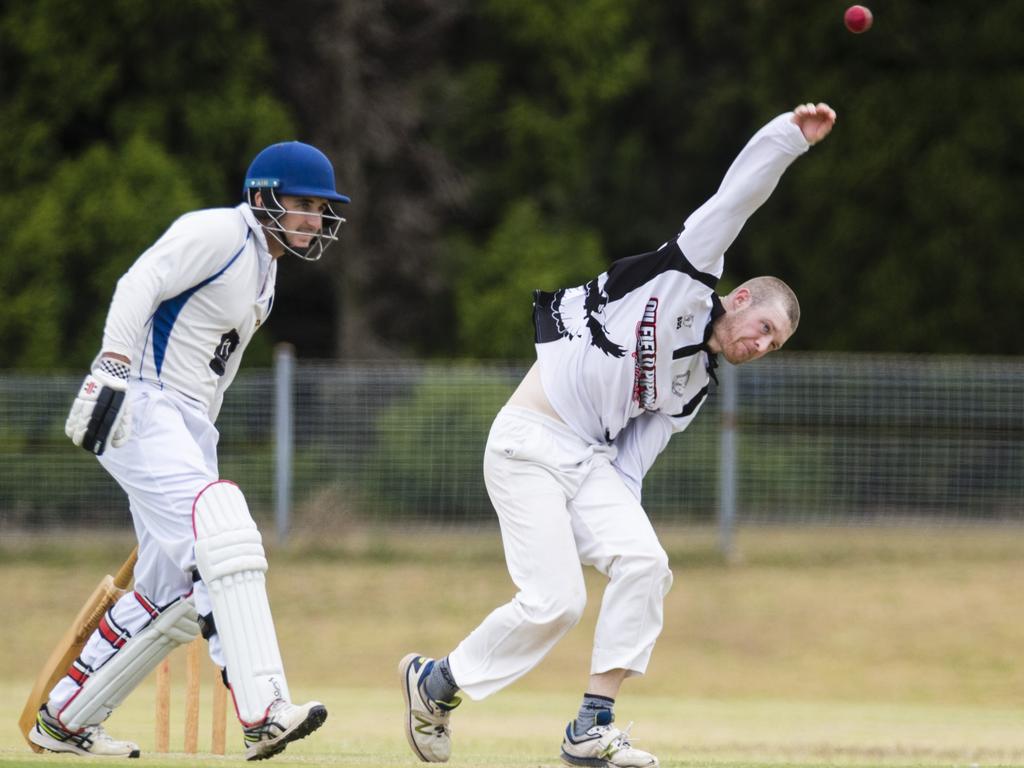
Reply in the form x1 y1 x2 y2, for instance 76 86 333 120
1 526 1022 767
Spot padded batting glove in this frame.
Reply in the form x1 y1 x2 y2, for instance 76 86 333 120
65 355 133 456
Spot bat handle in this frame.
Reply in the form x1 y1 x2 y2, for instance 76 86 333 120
113 547 139 590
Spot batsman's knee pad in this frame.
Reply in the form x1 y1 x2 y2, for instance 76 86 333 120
60 596 198 731
193 481 268 581
193 481 289 724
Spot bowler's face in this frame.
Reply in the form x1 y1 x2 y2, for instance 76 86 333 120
711 299 793 365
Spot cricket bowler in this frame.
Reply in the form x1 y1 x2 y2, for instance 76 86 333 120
400 103 837 768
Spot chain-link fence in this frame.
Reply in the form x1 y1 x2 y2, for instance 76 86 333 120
3 353 1023 542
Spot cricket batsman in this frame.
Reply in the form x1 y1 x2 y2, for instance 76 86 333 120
29 141 349 760
400 103 836 767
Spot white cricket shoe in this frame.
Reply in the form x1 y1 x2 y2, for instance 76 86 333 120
399 653 462 762
560 715 658 768
242 699 327 761
30 704 141 758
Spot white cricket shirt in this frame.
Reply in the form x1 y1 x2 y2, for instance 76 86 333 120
534 112 810 495
100 203 275 421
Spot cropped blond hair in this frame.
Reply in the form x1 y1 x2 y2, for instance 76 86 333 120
734 276 800 332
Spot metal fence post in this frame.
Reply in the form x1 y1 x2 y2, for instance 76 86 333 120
274 343 295 545
718 360 738 562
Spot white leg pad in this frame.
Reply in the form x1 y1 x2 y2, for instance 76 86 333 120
193 481 290 725
61 597 199 731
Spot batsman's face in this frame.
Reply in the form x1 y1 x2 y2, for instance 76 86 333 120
710 293 793 365
279 195 329 248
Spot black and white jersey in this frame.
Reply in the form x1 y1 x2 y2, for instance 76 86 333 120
532 112 810 495
100 204 275 421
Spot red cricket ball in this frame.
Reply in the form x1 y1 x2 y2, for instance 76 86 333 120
844 5 873 33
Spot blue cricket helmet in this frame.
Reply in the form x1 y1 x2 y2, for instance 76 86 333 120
243 141 351 203
243 141 349 261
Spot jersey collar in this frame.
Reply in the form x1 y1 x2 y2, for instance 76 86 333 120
238 203 274 257
701 293 726 384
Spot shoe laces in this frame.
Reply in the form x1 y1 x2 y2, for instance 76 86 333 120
266 699 290 717
413 707 453 739
618 722 634 740
243 701 290 742
429 721 449 737
598 721 636 758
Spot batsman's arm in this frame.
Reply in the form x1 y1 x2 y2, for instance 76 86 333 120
101 212 248 359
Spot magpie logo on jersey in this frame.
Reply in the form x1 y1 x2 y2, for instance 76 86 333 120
541 281 627 358
632 298 659 409
209 329 240 376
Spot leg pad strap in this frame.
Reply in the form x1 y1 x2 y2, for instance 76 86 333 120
60 597 198 731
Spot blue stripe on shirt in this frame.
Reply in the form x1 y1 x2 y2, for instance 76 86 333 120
151 232 251 377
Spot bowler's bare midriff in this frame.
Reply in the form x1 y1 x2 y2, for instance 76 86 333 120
506 362 565 423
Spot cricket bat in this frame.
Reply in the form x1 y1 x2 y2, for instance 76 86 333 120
18 547 138 751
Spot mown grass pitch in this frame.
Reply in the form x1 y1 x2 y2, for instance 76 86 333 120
1 526 1022 767
1 686 1021 767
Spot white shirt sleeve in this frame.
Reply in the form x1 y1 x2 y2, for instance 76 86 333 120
611 114 811 500
100 214 244 359
677 112 810 276
610 411 677 501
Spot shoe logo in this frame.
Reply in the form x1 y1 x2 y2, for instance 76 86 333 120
413 715 445 737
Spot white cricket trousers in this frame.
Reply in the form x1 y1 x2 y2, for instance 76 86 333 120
48 383 224 717
448 406 674 701
100 383 221 600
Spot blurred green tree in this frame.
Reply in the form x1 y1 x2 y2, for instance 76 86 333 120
450 199 606 358
245 0 470 358
433 0 1024 356
4 0 1024 364
712 0 1024 354
0 0 294 369
431 1 767 357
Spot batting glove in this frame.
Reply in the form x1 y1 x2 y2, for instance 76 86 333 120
65 355 133 456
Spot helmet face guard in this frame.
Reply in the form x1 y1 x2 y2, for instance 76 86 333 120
246 186 345 262
243 141 350 261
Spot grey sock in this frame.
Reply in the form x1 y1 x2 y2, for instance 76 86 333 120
573 693 614 737
423 656 460 703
